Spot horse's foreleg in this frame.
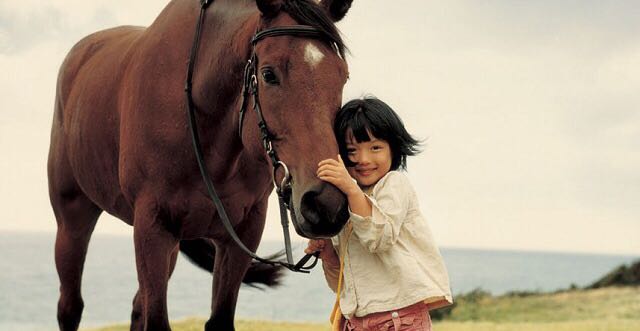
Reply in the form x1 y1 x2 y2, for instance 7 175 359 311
52 193 101 331
205 245 253 331
205 206 267 331
132 203 179 331
130 246 179 331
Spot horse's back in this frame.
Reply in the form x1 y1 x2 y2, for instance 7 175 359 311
55 25 144 120
49 25 145 222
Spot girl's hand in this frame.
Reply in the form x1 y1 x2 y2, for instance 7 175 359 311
305 239 339 266
317 155 361 197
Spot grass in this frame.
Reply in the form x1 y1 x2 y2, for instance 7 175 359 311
84 286 640 331
447 286 640 322
85 319 327 331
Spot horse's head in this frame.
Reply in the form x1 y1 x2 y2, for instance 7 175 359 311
241 0 353 238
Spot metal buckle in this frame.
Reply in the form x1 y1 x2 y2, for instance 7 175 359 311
273 161 291 194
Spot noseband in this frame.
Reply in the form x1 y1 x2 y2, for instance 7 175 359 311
185 0 333 273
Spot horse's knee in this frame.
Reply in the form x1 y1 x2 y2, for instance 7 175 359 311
57 294 84 331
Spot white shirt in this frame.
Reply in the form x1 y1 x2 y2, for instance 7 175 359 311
322 171 453 318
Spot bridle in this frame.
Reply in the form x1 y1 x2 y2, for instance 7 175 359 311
185 0 337 273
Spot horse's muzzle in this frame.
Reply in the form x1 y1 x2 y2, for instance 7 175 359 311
297 183 349 238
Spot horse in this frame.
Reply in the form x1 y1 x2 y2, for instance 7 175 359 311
47 0 354 330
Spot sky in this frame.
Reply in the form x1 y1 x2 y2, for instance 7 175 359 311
1 0 638 255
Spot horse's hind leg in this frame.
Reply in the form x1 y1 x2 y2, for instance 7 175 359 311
51 191 101 331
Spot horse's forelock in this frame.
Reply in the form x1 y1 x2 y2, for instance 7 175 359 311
282 0 347 59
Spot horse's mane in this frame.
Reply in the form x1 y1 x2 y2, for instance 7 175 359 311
283 0 347 58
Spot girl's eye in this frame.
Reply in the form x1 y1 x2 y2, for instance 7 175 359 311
372 145 383 151
346 148 356 155
261 69 279 85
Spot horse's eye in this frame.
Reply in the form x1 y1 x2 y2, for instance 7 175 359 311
261 69 279 85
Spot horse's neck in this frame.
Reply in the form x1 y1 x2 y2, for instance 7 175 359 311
195 4 263 168
151 1 266 179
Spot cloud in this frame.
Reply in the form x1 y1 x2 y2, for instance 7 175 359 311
0 6 62 54
0 1 158 55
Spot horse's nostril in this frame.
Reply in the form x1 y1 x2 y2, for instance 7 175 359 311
296 184 350 238
300 191 321 225
301 190 349 226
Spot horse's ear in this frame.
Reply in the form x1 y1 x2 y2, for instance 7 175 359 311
256 0 284 18
319 0 353 22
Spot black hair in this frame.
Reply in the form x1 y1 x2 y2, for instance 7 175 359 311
283 0 347 59
334 96 421 171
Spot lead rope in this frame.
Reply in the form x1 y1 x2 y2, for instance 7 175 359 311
330 223 353 331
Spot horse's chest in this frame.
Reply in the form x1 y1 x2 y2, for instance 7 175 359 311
166 187 268 239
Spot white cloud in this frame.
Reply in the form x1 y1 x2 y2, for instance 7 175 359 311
0 0 164 55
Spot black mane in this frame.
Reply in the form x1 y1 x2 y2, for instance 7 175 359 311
283 0 347 58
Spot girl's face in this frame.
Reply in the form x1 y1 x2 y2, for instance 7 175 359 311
345 131 393 188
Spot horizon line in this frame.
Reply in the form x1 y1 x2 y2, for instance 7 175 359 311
2 229 638 258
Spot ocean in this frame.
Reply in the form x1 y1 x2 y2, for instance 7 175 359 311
0 231 636 331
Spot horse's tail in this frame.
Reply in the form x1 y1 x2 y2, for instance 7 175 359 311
179 239 285 288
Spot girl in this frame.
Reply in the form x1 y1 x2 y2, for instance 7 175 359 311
305 97 453 331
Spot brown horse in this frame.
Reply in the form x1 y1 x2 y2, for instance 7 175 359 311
47 0 353 330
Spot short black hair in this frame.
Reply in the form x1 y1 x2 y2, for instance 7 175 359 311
334 96 421 171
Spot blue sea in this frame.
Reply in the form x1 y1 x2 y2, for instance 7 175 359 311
0 231 637 331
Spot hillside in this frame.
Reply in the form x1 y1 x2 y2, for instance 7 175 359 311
587 259 640 288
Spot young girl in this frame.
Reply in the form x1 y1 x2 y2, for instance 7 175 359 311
305 97 453 331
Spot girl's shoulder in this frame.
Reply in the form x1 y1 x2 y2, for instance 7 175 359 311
371 171 414 196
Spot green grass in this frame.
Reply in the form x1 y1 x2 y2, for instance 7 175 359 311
84 286 640 331
448 286 640 322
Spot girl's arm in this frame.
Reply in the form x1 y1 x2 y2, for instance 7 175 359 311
345 187 372 218
321 259 340 292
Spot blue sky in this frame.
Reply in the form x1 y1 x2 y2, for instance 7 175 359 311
1 0 638 255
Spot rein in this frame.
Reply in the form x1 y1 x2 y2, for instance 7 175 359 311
184 0 329 273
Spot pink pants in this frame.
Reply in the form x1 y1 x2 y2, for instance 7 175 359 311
344 302 432 331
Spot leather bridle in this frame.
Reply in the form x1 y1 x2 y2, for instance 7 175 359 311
185 0 337 273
